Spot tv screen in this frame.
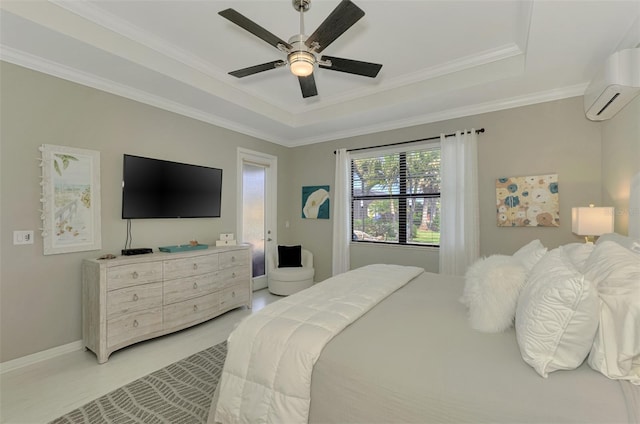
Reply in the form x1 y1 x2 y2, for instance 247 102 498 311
122 155 222 219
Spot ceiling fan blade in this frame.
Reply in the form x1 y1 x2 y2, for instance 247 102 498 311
219 9 292 50
298 74 318 98
319 56 382 78
305 0 365 53
229 60 286 78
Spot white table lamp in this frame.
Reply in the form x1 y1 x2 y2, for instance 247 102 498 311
571 204 614 243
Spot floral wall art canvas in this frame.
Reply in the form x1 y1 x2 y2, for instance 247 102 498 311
40 144 101 254
302 185 330 219
496 174 559 227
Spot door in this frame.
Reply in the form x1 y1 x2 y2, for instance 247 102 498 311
237 148 277 291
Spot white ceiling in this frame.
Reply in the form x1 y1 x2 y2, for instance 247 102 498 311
1 1 639 147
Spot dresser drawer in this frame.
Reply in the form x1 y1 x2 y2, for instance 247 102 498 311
220 284 251 311
83 246 251 363
107 262 162 290
107 308 163 349
163 254 218 280
107 282 163 319
220 266 250 288
163 292 221 330
219 249 249 270
163 272 222 305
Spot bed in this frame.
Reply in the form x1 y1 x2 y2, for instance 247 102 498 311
209 239 640 423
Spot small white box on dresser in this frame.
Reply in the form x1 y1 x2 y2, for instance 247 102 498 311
219 233 235 241
216 239 237 246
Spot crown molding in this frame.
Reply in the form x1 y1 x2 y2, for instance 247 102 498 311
385 44 523 91
1 45 588 148
51 0 221 77
3 0 293 122
297 43 524 114
48 0 280 108
290 83 589 146
47 0 315 115
44 1 531 120
0 46 284 145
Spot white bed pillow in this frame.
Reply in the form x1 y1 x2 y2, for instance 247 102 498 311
512 239 547 273
596 232 640 253
584 241 640 384
561 243 595 273
461 255 528 332
515 248 599 378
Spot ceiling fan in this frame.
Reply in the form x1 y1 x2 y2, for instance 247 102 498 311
218 0 383 98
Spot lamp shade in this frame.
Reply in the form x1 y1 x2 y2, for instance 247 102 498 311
571 206 614 236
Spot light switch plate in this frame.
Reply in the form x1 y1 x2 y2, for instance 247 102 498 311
13 230 34 245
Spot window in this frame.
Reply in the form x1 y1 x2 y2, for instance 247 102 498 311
351 144 440 246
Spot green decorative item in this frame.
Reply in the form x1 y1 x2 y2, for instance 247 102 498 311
302 185 330 219
159 244 208 253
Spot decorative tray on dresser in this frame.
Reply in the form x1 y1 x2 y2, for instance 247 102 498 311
82 245 251 363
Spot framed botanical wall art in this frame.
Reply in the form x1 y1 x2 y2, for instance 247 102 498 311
496 174 559 227
40 144 101 255
302 185 330 219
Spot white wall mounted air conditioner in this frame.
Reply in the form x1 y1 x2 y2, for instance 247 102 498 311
584 47 640 121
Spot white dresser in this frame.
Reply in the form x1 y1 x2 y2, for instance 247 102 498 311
82 245 251 363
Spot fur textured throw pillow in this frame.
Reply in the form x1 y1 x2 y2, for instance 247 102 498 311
462 255 528 333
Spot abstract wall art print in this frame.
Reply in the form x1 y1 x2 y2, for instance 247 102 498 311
496 174 559 227
40 144 102 254
302 185 330 219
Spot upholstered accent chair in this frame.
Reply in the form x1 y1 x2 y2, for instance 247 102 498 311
267 247 314 296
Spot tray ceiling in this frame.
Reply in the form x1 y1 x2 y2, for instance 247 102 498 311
1 1 638 146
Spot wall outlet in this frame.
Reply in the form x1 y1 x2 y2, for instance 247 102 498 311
13 230 34 245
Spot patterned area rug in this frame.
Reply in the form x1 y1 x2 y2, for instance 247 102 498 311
50 341 227 424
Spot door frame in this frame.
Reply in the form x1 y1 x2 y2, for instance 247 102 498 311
237 148 278 291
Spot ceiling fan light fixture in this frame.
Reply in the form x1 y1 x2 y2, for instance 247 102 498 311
288 51 315 77
220 0 382 98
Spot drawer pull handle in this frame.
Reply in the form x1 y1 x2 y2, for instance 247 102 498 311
193 305 198 312
133 294 139 301
232 272 236 278
132 271 139 279
192 263 198 270
231 256 236 262
133 320 139 328
193 282 198 289
232 291 236 298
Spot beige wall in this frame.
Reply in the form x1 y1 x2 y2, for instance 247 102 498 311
0 62 293 362
0 62 621 363
601 95 640 235
290 97 603 282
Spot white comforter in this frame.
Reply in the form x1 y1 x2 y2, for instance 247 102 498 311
212 264 424 424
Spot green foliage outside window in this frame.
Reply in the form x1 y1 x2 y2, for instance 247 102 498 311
351 147 441 246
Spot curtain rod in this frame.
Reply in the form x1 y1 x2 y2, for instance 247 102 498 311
333 128 485 154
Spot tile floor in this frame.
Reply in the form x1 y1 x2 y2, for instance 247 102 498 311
0 288 281 424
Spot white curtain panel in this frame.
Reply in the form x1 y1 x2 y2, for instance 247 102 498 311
439 130 480 275
332 148 351 275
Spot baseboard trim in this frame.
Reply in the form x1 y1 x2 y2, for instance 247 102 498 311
0 340 83 374
253 280 268 291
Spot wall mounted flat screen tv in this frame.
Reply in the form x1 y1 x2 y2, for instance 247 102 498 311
122 154 222 219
